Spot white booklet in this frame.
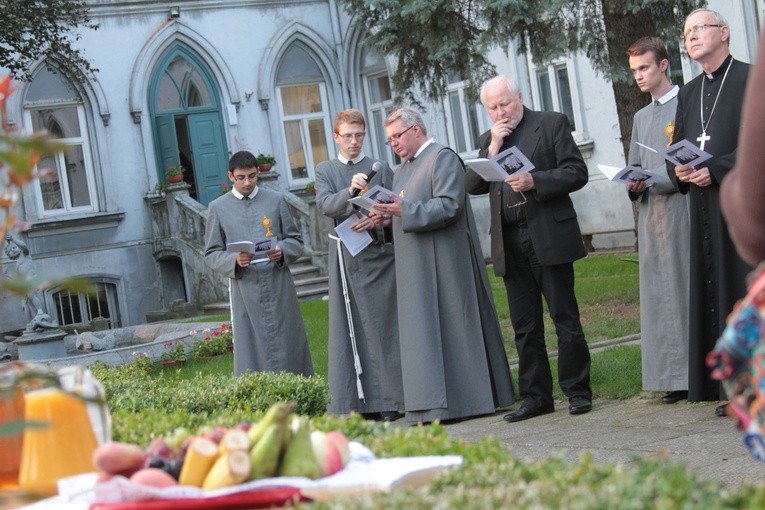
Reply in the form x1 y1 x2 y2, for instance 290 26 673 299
464 146 535 181
227 237 276 264
637 138 712 168
596 164 658 185
334 213 373 257
348 185 400 213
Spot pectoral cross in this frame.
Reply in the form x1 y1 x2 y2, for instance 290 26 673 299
697 132 710 151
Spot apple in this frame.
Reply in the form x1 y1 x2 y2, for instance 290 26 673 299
310 430 344 476
325 431 351 466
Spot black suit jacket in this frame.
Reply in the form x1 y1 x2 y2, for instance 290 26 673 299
466 107 588 276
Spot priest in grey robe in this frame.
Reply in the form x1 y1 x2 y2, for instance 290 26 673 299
315 109 404 421
371 107 515 424
669 9 751 405
205 150 313 377
626 37 690 403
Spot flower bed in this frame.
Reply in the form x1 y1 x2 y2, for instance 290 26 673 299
190 323 233 359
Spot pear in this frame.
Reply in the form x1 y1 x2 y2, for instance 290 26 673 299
248 423 285 480
248 401 295 446
278 417 322 479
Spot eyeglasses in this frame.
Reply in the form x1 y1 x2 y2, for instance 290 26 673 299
385 124 415 146
337 132 366 142
507 191 527 209
681 24 722 41
232 173 258 182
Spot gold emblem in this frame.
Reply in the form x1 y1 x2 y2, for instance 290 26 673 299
399 190 405 198
664 121 675 147
261 214 273 237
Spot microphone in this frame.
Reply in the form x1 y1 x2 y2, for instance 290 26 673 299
351 161 382 197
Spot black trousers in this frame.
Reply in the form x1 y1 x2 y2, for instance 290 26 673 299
502 225 592 407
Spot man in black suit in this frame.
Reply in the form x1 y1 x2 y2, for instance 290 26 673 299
466 75 592 422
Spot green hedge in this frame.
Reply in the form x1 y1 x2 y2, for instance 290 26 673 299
93 361 765 508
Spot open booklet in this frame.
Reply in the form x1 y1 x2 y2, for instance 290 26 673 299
333 213 373 257
227 237 276 264
637 138 712 168
464 146 535 181
347 185 401 213
596 164 658 186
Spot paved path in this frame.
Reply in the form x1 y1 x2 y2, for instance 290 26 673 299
439 397 764 487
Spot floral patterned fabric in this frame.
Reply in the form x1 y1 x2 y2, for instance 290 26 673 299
708 270 765 461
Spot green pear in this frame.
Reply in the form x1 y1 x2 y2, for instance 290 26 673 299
278 417 322 479
248 423 285 480
248 401 295 446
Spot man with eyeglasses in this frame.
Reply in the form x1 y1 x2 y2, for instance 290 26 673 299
371 107 515 425
625 36 690 405
465 75 591 423
314 109 404 422
669 9 752 411
204 150 313 377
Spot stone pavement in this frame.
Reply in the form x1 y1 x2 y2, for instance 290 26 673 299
439 397 765 487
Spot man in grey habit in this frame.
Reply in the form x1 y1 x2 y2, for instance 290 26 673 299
315 109 404 422
371 107 515 425
204 150 313 377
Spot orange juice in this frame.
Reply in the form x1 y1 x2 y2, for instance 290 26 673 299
18 388 98 496
0 388 24 489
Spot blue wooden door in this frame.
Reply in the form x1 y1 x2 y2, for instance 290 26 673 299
187 112 228 206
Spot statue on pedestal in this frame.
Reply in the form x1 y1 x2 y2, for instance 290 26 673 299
3 234 59 332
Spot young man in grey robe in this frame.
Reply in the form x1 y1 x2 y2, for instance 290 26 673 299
315 109 404 421
626 37 690 404
204 150 313 377
372 107 515 424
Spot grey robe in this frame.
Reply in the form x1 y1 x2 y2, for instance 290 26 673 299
627 90 690 392
391 142 515 423
204 189 313 377
315 156 404 415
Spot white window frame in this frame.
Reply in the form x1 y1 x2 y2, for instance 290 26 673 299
24 102 98 216
443 80 491 157
526 56 585 140
362 72 397 166
275 82 333 188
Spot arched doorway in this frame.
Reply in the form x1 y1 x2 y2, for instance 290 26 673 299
149 45 228 206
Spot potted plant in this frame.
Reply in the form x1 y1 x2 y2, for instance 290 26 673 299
190 323 233 359
159 341 186 367
166 164 184 184
305 181 316 196
256 152 276 172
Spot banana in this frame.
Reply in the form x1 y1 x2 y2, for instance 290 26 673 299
202 450 251 490
218 429 250 454
178 437 219 487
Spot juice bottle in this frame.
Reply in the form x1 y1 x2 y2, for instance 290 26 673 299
18 388 99 496
0 387 25 489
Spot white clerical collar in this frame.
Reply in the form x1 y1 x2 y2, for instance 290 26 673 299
232 187 259 200
412 138 435 160
654 85 679 105
338 152 366 165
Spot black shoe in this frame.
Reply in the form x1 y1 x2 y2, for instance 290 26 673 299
715 403 728 417
568 396 592 415
661 391 688 404
361 412 382 421
381 411 403 422
503 402 554 423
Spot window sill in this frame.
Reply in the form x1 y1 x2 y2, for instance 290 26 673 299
26 211 125 238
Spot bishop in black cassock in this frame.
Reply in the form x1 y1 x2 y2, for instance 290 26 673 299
670 52 752 402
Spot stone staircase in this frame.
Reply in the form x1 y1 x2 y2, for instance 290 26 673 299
200 256 328 315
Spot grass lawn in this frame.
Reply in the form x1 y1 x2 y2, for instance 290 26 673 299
194 252 641 400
